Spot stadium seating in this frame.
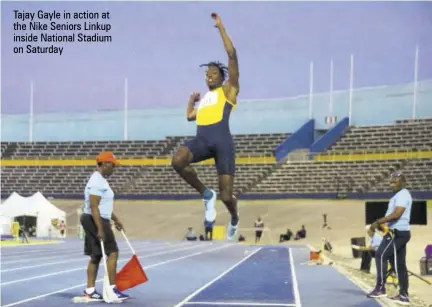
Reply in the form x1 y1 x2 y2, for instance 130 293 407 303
4 140 170 159
1 143 8 157
1 119 430 196
0 133 286 196
368 158 432 192
1 133 290 160
248 160 407 194
0 163 275 196
324 118 432 153
163 133 290 157
0 165 144 195
123 164 276 195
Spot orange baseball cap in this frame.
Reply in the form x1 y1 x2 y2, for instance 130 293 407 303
96 151 120 165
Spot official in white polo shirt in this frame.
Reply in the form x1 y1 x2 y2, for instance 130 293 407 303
367 172 412 305
80 151 129 301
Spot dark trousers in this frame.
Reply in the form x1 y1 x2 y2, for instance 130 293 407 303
80 214 118 256
279 234 292 242
375 230 411 296
360 250 376 272
255 230 263 243
205 227 213 240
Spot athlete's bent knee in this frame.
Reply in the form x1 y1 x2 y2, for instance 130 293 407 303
171 156 186 171
171 147 191 171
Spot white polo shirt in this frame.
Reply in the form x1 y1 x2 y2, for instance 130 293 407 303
385 188 412 231
83 171 114 220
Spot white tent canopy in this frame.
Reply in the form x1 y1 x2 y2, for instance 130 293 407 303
0 191 66 238
0 205 12 236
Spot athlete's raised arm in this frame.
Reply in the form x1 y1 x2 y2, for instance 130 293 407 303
186 92 200 121
212 13 239 95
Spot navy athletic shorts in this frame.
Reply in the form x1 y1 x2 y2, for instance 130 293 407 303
184 134 235 175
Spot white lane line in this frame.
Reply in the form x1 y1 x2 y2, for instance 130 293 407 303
2 241 154 259
1 241 162 265
0 241 151 257
1 242 187 272
2 243 234 307
288 248 302 307
172 247 262 307
0 243 214 286
182 302 295 306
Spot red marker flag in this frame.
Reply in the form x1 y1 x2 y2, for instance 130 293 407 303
116 254 148 291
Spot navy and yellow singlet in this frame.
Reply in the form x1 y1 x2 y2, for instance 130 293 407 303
184 86 236 175
196 87 236 136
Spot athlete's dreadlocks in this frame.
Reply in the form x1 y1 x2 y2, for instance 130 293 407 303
200 61 229 81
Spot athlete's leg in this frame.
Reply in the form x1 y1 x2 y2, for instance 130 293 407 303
218 174 239 220
218 174 239 239
171 138 217 222
215 137 239 240
171 145 207 194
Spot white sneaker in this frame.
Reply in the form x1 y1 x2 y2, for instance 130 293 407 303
226 215 239 241
203 189 217 223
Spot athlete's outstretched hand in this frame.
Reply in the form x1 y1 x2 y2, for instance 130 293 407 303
211 13 222 28
189 92 200 104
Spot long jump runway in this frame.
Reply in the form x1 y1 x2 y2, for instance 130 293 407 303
1 239 383 307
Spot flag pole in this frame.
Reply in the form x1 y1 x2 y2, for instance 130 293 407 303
348 54 354 124
29 81 34 142
412 45 419 119
308 61 314 119
124 77 129 140
121 230 135 255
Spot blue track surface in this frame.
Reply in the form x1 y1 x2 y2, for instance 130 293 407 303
0 239 383 307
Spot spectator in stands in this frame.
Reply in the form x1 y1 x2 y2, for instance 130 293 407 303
204 221 213 241
184 227 197 241
279 229 293 243
367 172 412 305
354 225 383 273
294 225 307 240
254 217 264 243
170 13 240 241
80 151 129 301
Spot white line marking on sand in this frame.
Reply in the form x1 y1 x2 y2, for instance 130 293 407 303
1 243 233 307
288 248 302 307
172 247 262 307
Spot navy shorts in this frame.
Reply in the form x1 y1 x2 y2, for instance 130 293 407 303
184 135 235 175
